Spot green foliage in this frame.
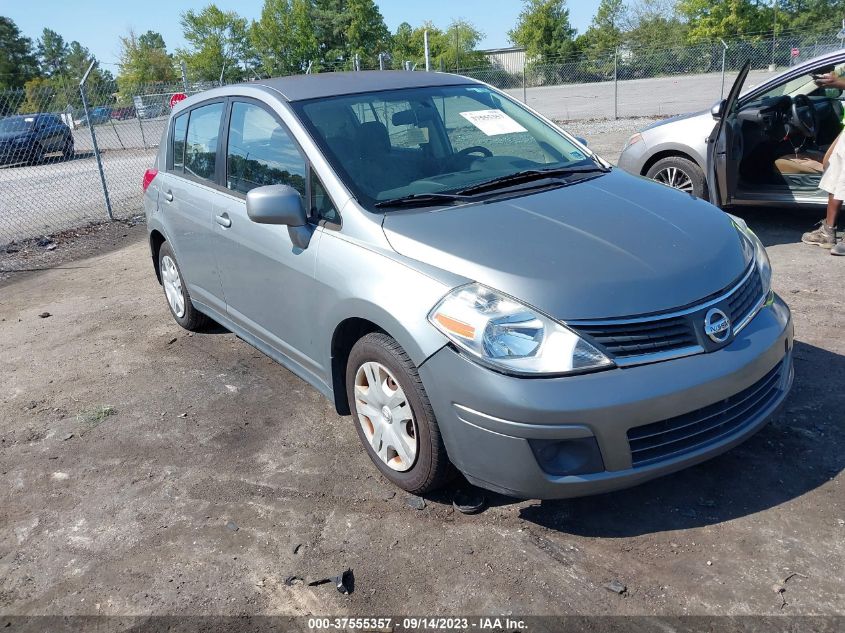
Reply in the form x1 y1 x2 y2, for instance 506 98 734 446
509 0 580 61
388 19 488 71
676 0 773 42
36 28 69 77
251 0 319 76
0 17 38 90
777 0 845 38
313 0 390 68
582 0 627 57
118 30 177 88
177 4 252 82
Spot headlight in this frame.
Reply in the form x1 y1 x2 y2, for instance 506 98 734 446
730 215 772 295
428 283 614 376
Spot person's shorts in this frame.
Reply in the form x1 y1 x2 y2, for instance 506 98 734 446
820 149 845 200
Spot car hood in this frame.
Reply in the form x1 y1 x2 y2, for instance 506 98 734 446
642 109 709 132
381 170 751 320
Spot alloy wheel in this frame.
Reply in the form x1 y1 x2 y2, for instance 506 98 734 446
653 166 694 193
354 361 418 472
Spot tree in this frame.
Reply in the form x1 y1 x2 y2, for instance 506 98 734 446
582 0 627 58
442 20 487 71
177 4 252 82
118 29 178 86
676 0 772 42
624 0 689 50
36 28 69 77
508 0 579 61
0 17 38 90
313 0 390 67
250 0 319 76
778 1 845 38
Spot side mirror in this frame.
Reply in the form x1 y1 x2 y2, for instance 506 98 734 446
246 184 313 249
574 136 588 147
710 99 725 120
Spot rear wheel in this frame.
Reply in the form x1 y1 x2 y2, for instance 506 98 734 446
346 332 452 494
158 241 209 331
645 156 707 199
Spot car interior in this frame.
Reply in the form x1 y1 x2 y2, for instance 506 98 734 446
735 62 845 197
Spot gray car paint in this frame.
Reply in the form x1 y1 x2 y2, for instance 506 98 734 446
145 72 792 499
618 48 845 206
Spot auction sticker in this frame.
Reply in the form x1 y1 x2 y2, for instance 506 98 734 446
459 109 527 136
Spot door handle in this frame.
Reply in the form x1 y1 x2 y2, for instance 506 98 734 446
215 213 232 228
163 190 173 202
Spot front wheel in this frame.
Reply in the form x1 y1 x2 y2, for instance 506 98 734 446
645 156 707 200
346 333 452 494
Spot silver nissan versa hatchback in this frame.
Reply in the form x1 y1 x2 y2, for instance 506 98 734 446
143 71 794 499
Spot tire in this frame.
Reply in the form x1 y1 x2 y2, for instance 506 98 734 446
62 137 74 160
158 241 209 331
346 332 452 494
645 156 707 200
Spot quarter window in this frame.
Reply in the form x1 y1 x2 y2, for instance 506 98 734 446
184 102 224 182
172 112 188 172
310 171 339 224
226 102 306 196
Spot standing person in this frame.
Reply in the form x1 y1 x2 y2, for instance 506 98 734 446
801 72 845 255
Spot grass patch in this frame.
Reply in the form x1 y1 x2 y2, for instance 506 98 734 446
76 405 116 429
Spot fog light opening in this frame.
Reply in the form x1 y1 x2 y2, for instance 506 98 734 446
529 437 604 477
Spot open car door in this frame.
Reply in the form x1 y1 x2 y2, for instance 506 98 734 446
707 60 751 207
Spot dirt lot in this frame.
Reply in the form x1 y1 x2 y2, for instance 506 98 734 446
1 149 844 618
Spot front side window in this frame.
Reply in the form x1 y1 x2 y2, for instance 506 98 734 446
226 101 306 196
294 84 596 209
184 102 224 182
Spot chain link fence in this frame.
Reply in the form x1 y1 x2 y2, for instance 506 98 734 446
1 32 843 263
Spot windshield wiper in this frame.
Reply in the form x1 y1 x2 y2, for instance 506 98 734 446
374 191 474 209
457 164 608 196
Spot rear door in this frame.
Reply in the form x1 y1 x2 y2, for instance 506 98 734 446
158 101 227 312
707 61 751 207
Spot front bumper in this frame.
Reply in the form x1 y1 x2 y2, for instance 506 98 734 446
418 294 793 499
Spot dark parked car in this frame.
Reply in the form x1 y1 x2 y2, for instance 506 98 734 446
78 106 112 127
0 113 74 165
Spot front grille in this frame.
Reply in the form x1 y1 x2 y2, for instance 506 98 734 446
728 266 763 326
569 264 765 362
573 317 697 357
627 361 784 467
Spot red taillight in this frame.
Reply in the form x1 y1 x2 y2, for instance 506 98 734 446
142 168 158 192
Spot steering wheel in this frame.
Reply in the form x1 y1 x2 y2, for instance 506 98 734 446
790 94 817 138
456 146 493 158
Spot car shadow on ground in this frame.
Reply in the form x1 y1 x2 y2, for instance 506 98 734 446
441 340 843 537
0 151 96 169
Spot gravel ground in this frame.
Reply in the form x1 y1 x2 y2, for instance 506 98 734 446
0 125 843 620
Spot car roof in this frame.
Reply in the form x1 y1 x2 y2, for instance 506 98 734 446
246 70 480 102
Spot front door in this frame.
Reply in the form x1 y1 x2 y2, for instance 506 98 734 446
707 61 751 207
212 99 325 380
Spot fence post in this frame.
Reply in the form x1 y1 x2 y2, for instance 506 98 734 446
79 61 112 221
424 30 431 72
720 40 728 100
181 61 189 93
138 115 148 150
522 65 527 104
378 53 385 70
613 48 618 120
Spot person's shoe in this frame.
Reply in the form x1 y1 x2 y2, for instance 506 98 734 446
802 222 836 248
831 239 845 256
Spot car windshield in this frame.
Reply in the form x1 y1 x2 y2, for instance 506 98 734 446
293 84 602 210
0 116 35 133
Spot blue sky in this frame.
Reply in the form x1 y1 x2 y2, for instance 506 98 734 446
5 0 600 70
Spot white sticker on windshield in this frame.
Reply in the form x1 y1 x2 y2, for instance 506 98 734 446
459 109 527 136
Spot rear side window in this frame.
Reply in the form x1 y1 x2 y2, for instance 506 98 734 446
184 102 224 182
226 101 306 195
172 112 188 172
